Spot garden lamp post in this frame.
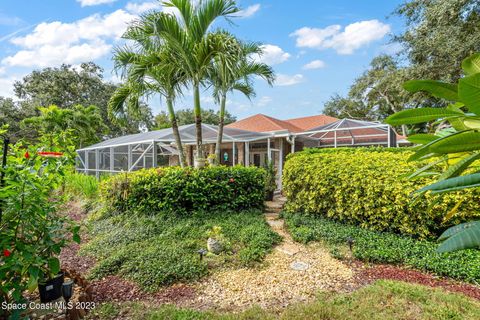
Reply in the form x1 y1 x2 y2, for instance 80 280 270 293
62 280 74 318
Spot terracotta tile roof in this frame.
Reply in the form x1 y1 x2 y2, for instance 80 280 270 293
284 114 338 131
226 114 303 133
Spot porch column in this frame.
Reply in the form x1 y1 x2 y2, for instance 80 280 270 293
85 151 89 174
127 144 132 171
95 149 100 179
152 142 158 167
245 142 250 166
334 131 337 148
279 138 284 190
232 141 236 166
291 136 295 153
267 138 271 162
110 147 114 173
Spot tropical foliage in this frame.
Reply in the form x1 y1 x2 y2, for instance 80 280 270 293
0 132 79 318
283 148 480 238
385 53 480 252
208 32 275 162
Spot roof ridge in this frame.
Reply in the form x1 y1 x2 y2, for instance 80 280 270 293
260 114 303 131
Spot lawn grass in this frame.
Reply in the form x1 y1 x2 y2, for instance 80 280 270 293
80 209 281 291
283 212 480 283
88 280 480 319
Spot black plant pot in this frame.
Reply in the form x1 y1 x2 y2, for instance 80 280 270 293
38 272 64 303
266 191 274 201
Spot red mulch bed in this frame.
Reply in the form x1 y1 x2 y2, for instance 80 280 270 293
60 201 197 305
353 262 480 300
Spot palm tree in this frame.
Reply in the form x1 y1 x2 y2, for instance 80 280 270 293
109 40 188 167
209 34 275 163
132 0 240 161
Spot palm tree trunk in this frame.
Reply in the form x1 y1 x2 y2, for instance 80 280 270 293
166 97 186 167
193 83 203 159
215 93 226 164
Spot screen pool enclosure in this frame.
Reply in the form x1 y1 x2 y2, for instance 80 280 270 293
76 119 401 177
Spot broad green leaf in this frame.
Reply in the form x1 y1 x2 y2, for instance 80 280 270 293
462 53 480 75
438 153 480 181
385 108 463 126
437 222 480 253
459 73 480 115
407 134 438 145
407 157 444 180
429 131 480 154
403 80 458 101
27 274 38 292
417 173 480 194
463 118 480 129
449 117 468 131
438 220 480 240
408 131 467 162
47 257 60 275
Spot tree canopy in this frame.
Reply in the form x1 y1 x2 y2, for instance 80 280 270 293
153 108 237 129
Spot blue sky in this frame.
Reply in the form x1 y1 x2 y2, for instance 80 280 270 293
0 0 405 120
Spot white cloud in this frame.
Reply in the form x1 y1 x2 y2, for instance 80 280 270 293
3 41 112 68
237 4 261 18
77 0 117 7
255 44 290 65
275 74 304 86
3 9 137 68
302 59 326 70
126 1 160 15
291 20 390 55
257 96 272 107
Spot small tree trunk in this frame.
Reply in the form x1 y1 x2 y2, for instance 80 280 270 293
215 93 226 164
166 97 186 167
193 84 203 159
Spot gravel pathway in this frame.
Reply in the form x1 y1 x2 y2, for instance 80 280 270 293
190 197 355 311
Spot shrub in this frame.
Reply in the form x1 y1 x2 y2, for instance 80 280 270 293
64 171 99 200
283 212 480 283
99 166 266 215
82 209 281 291
283 148 480 238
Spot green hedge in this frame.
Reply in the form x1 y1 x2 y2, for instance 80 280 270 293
284 212 480 283
283 148 480 238
100 166 266 215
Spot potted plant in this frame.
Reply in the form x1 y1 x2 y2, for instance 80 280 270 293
206 226 225 254
264 160 276 201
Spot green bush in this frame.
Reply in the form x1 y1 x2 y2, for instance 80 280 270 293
64 171 99 200
81 210 281 291
99 166 266 215
283 148 480 238
284 212 480 283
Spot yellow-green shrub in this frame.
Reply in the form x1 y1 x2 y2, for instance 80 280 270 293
283 148 480 238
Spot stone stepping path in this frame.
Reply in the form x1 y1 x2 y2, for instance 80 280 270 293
190 195 354 310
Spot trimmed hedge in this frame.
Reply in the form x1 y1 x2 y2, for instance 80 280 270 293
100 166 266 215
283 148 480 238
284 212 480 283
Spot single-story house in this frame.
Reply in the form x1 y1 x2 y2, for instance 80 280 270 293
76 113 406 187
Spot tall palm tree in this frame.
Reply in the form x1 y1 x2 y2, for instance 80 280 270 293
131 0 240 161
209 34 275 163
109 40 188 167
